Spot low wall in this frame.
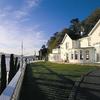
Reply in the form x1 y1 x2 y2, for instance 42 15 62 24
0 63 26 100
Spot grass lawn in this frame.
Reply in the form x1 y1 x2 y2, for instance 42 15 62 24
20 62 98 100
32 62 97 81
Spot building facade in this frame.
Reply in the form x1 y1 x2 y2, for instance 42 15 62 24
48 19 100 63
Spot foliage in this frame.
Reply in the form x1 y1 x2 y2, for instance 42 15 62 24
82 8 100 34
0 55 7 94
39 45 48 60
47 29 69 53
46 8 100 52
8 54 15 83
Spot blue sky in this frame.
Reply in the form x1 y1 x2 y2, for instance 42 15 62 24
0 0 99 55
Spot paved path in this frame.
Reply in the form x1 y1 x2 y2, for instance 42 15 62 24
68 69 100 100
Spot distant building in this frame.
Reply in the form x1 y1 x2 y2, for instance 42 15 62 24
48 19 100 63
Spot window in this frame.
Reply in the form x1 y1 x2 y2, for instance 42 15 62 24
86 50 89 60
96 53 100 62
80 50 83 60
65 53 69 62
88 38 91 46
66 42 69 49
71 54 73 59
75 51 78 60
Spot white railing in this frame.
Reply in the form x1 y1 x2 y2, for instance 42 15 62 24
0 63 26 100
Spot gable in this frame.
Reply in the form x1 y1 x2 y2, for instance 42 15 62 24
88 19 100 36
61 34 72 44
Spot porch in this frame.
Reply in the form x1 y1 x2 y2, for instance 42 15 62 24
66 47 95 64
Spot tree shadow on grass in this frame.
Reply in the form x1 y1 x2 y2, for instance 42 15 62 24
20 63 75 100
75 75 100 100
79 87 100 100
19 64 47 100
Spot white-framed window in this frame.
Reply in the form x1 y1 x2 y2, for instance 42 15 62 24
66 42 69 49
75 51 78 60
88 38 91 46
96 53 100 62
65 53 69 62
80 50 83 60
86 50 89 60
71 54 73 59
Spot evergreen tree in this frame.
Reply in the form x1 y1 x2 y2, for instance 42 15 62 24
46 8 100 54
39 45 48 60
39 49 42 60
82 8 100 34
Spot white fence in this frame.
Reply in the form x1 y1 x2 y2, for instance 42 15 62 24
0 63 26 100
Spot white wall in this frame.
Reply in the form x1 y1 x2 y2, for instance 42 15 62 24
68 48 95 63
80 37 89 48
52 48 60 54
89 21 100 46
72 40 80 48
89 22 100 62
60 34 72 61
48 53 61 62
48 20 100 63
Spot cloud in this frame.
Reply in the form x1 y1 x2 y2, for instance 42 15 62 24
26 0 40 8
0 0 47 56
14 0 41 20
0 0 41 21
0 21 47 55
14 10 28 20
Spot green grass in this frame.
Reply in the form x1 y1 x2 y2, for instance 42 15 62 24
20 62 98 100
32 62 97 81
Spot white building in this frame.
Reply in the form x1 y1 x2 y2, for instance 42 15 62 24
48 19 100 63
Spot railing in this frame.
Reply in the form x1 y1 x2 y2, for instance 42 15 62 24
0 63 26 100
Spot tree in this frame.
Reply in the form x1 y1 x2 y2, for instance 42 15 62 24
39 49 42 60
0 55 7 94
82 8 100 34
39 45 48 60
70 18 81 35
8 54 15 83
47 36 56 53
46 8 100 54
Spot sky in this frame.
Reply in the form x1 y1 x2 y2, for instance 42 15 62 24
0 0 100 55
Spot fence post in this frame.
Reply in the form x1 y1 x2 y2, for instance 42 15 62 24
0 54 7 94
